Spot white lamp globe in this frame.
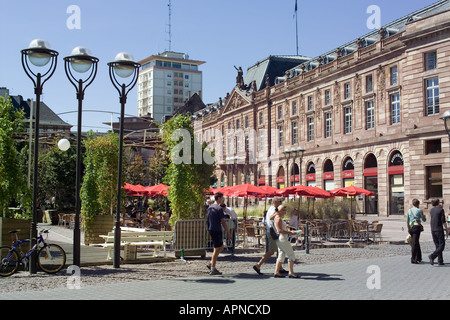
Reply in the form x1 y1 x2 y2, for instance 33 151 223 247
70 46 93 73
58 138 71 151
113 52 136 78
28 39 52 67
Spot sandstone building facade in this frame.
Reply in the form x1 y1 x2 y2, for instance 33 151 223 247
193 1 450 216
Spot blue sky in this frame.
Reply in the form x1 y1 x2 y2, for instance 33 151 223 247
0 0 439 132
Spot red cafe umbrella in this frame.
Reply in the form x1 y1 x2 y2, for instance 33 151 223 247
123 183 146 196
226 183 268 198
145 184 169 197
225 184 271 219
330 185 375 197
304 186 332 198
330 185 375 243
258 185 279 197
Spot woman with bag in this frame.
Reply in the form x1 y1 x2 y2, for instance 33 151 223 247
407 199 426 264
273 205 299 278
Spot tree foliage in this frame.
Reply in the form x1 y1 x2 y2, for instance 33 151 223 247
162 114 215 222
0 97 30 218
80 132 124 228
37 142 77 210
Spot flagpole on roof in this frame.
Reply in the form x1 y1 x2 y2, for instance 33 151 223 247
295 0 299 56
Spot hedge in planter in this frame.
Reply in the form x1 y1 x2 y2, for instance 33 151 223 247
80 132 125 244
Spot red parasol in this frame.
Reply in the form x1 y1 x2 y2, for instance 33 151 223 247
330 185 375 197
226 183 269 198
145 184 169 197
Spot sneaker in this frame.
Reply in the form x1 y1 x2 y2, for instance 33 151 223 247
210 268 222 275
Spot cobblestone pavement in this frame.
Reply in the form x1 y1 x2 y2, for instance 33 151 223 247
1 241 449 301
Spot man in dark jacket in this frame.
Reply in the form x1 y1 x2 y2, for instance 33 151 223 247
428 199 449 266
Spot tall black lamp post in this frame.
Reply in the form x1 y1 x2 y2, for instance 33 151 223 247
21 39 58 274
440 110 450 138
107 52 140 268
64 47 99 267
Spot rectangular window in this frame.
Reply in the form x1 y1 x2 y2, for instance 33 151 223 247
278 125 284 148
365 100 374 130
426 165 442 198
259 112 263 125
259 130 265 151
278 106 283 119
236 119 240 130
390 66 398 85
292 101 297 115
292 122 298 144
425 51 437 71
325 90 331 105
366 75 373 93
307 117 314 141
324 112 332 138
344 107 352 134
245 116 249 128
390 93 401 124
425 77 439 115
425 139 441 154
308 96 313 111
344 83 351 99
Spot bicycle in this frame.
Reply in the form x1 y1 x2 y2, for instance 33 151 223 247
0 228 66 277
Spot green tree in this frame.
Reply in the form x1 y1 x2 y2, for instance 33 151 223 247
162 114 215 222
37 142 76 210
147 147 169 185
80 132 124 228
0 97 30 217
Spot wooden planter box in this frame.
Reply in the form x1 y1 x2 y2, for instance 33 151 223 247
83 215 114 245
0 218 31 250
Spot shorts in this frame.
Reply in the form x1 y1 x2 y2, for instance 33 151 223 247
209 230 223 248
266 231 278 252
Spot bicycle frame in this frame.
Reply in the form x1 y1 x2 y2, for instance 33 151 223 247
5 230 49 266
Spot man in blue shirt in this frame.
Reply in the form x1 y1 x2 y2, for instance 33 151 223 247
207 192 231 275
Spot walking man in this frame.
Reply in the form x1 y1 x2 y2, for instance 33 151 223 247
253 197 288 275
207 192 231 275
428 199 448 266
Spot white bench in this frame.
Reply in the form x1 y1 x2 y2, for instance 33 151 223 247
99 230 173 260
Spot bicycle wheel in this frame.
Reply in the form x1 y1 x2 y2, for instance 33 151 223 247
37 244 66 274
0 246 20 277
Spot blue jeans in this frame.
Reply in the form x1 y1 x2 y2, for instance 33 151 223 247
430 231 446 264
